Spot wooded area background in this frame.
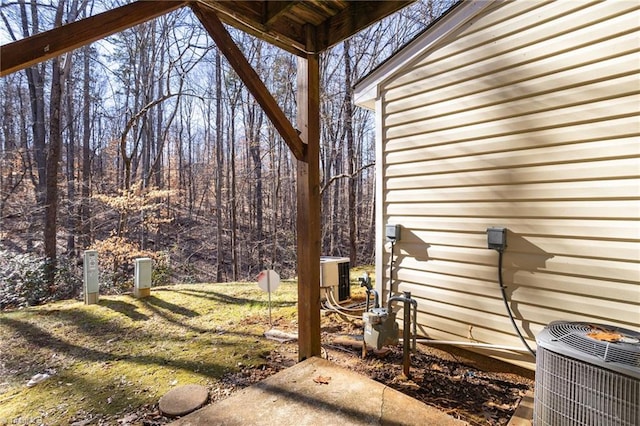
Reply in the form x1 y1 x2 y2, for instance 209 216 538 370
0 0 452 306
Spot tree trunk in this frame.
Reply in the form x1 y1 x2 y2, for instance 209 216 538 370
65 62 76 256
228 83 239 281
44 62 63 289
343 39 357 266
43 1 69 289
80 44 92 250
18 0 47 203
251 115 264 272
215 50 224 282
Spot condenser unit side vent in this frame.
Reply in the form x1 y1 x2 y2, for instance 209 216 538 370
319 256 350 302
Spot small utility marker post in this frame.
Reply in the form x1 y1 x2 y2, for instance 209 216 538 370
257 270 280 325
83 250 99 304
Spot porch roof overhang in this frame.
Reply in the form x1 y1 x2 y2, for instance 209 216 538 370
198 0 416 57
0 0 415 77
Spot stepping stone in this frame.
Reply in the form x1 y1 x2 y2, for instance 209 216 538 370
159 384 209 417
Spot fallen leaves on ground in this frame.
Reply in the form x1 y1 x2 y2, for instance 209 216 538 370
313 375 331 384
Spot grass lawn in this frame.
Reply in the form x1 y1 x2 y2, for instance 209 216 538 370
0 280 305 424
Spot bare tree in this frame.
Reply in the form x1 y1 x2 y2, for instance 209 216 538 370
215 49 224 282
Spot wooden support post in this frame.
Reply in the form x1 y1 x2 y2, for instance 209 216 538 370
193 4 321 361
296 27 321 361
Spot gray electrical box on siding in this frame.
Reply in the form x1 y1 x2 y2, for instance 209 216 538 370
386 224 401 242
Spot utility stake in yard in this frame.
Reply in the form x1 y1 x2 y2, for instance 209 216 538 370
257 270 280 326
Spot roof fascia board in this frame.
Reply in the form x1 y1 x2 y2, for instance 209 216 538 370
354 0 492 110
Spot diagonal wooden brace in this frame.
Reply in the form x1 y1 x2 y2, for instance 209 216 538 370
191 3 307 162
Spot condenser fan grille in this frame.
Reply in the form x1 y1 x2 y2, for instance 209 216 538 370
534 321 640 426
546 321 640 368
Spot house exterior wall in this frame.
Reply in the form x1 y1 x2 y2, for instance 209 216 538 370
361 0 640 368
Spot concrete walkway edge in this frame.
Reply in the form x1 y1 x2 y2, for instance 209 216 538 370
170 357 467 425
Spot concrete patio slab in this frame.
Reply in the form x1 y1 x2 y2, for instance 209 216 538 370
170 357 467 425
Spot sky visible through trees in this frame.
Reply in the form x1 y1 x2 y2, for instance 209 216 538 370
0 0 454 305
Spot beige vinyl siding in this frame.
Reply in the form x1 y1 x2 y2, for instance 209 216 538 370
386 1 638 97
373 1 640 368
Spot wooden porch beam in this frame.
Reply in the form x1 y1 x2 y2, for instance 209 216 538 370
195 1 306 57
263 1 298 26
191 3 307 162
296 25 321 361
0 0 187 77
315 0 415 52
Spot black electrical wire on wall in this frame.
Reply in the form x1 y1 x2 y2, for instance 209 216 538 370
497 249 537 358
388 240 395 308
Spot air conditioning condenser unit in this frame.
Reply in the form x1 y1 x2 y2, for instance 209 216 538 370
534 321 640 426
320 256 350 302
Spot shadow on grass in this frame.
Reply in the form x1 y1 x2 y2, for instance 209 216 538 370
163 288 296 309
141 296 199 318
52 369 151 420
100 299 150 321
136 296 212 335
0 315 239 378
0 369 152 425
0 310 252 423
136 296 267 340
32 306 129 336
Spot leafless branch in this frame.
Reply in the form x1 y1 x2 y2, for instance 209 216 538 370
320 162 374 195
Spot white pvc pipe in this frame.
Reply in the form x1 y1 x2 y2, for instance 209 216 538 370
323 289 362 320
327 289 363 312
400 338 532 353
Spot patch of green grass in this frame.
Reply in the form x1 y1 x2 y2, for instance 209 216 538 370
0 281 299 424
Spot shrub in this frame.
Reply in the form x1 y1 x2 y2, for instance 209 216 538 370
54 255 82 301
0 250 48 309
0 251 86 309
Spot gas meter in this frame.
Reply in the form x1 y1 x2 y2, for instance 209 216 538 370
363 308 399 350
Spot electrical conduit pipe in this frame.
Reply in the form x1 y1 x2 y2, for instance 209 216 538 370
399 339 532 353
